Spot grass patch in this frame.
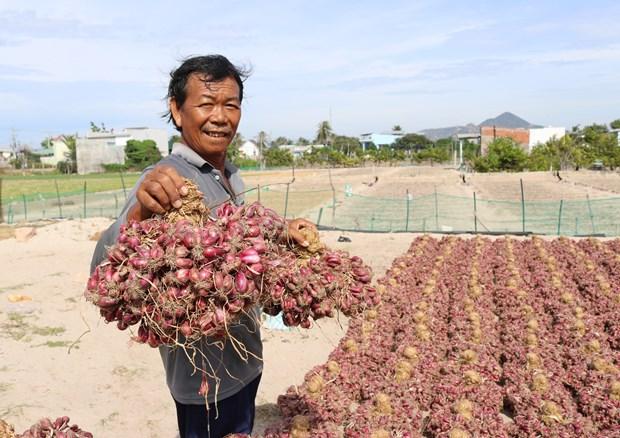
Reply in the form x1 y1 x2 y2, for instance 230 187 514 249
31 326 66 336
2 173 141 202
1 312 65 342
33 340 73 348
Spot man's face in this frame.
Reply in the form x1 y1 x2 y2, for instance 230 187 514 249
170 74 241 160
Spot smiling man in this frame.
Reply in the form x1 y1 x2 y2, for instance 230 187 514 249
90 55 314 438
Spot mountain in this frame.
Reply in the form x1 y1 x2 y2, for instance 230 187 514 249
478 112 541 129
419 112 541 141
417 124 479 141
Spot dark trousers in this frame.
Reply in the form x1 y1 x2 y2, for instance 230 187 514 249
174 374 262 438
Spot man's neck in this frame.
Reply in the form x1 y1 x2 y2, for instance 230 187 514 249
205 154 226 173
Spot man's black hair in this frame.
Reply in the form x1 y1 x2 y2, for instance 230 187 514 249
165 55 250 131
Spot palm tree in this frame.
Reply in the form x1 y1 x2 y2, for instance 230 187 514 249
316 121 333 146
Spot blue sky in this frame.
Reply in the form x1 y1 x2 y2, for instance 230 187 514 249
1 0 619 147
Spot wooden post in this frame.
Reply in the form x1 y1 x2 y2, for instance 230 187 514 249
586 194 595 234
22 194 28 222
328 168 336 228
520 178 525 233
0 178 3 223
473 192 478 233
120 172 127 200
405 190 410 232
434 186 438 230
557 200 563 235
83 181 87 218
283 183 290 219
55 180 63 218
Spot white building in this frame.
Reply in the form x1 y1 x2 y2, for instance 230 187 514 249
528 127 566 152
0 147 15 167
76 127 169 174
240 140 259 159
123 127 169 157
359 132 404 150
611 129 620 146
39 136 71 166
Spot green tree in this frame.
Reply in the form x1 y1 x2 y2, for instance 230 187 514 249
41 137 53 149
297 137 310 145
393 133 433 151
528 135 578 171
570 123 620 169
89 121 106 132
125 139 162 170
226 133 244 162
315 121 333 145
263 146 294 167
473 138 527 172
392 125 402 132
272 136 292 147
610 119 620 130
332 135 362 156
415 147 450 165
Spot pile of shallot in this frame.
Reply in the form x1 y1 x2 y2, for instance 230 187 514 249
0 417 92 438
85 181 377 349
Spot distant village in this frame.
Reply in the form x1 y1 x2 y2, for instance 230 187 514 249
1 113 619 174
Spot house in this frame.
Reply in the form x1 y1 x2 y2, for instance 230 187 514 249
76 127 168 174
37 136 71 166
528 127 566 152
359 132 404 150
0 147 15 167
240 140 259 159
480 126 530 154
480 126 566 155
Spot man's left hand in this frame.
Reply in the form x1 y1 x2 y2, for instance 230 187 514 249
287 218 317 247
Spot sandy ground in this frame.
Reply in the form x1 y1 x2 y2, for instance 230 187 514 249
0 219 414 437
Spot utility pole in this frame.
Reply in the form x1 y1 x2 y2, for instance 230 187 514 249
10 128 21 169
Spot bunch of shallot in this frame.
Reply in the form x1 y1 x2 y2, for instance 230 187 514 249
85 181 377 349
10 416 92 438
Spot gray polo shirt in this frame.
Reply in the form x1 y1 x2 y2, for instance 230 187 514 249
90 143 262 404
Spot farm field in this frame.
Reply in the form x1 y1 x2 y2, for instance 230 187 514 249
262 235 620 437
5 167 620 236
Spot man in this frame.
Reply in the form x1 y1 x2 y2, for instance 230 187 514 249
90 55 314 438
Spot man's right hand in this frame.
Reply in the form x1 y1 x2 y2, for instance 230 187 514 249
127 165 189 222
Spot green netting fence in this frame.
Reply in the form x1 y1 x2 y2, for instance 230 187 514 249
2 182 620 237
